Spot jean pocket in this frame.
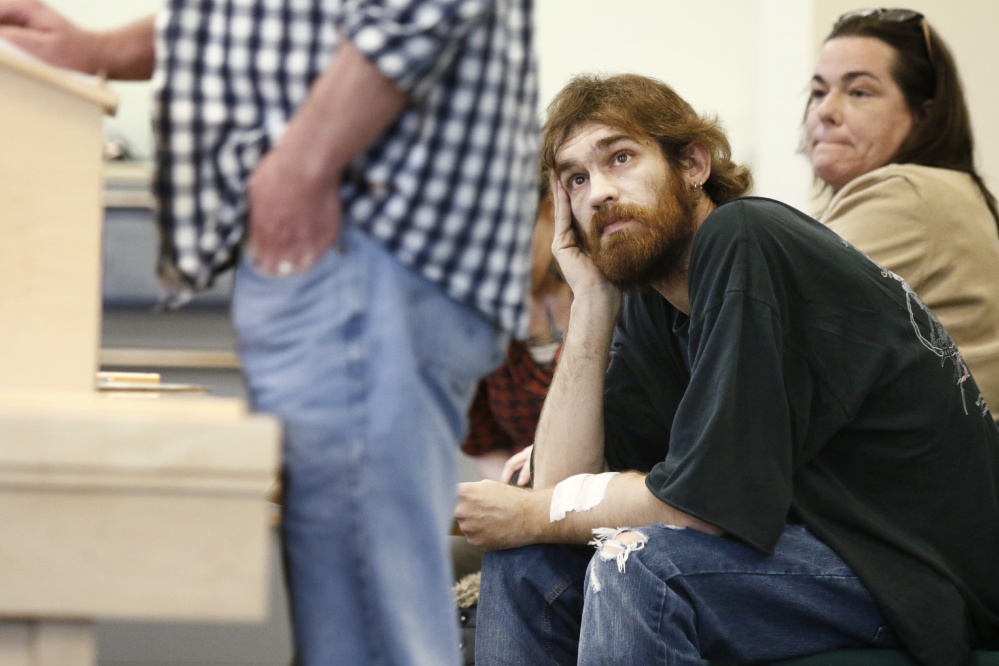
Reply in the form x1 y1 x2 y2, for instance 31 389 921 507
239 239 343 285
232 238 352 342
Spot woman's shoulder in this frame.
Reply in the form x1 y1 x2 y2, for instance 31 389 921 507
821 164 988 226
835 164 978 205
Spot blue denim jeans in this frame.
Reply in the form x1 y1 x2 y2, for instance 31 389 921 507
232 226 508 665
477 524 898 665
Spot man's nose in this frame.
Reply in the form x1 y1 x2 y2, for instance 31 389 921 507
588 170 619 208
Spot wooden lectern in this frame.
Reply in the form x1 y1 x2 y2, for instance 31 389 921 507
0 45 280 666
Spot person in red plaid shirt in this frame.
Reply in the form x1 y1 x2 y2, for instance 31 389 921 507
462 186 573 486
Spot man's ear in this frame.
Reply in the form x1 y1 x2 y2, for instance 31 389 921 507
683 143 712 188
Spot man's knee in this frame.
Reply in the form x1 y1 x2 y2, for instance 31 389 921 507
590 524 727 579
481 543 593 607
596 529 647 557
590 527 650 576
484 543 585 579
480 544 557 597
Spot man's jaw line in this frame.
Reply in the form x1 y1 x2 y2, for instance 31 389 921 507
654 195 715 314
649 251 693 314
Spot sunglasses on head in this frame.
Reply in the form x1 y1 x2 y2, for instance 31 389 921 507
835 8 934 65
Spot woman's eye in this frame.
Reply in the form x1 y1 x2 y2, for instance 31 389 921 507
849 88 871 98
809 88 827 101
614 152 630 164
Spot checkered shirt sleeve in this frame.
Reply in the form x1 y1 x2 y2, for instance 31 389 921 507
153 0 538 334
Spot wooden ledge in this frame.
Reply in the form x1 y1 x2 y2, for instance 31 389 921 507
100 348 241 370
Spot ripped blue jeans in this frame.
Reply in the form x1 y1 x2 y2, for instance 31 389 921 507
477 524 898 665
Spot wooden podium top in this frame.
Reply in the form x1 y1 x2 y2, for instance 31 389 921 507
0 39 117 113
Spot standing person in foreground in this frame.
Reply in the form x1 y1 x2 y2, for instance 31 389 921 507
805 8 999 423
454 73 999 666
0 0 539 663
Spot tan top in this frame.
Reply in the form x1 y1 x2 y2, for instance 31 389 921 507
821 163 999 421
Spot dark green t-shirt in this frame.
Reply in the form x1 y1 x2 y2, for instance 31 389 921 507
603 197 999 665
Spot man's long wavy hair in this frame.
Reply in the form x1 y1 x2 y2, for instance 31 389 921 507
540 73 752 205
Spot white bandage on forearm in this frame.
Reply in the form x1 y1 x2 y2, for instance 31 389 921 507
549 472 619 522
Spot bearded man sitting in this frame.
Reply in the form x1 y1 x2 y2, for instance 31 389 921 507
454 73 999 666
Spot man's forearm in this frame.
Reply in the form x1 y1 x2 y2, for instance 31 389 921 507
0 4 154 80
558 473 723 543
460 472 723 550
97 15 154 80
243 38 408 275
533 294 619 488
270 39 408 187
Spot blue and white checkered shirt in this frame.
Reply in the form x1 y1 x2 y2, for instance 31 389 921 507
152 0 539 333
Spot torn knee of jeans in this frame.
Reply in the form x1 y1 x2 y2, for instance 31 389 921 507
598 530 645 556
589 527 647 573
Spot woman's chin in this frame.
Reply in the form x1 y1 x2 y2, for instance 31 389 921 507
810 162 852 192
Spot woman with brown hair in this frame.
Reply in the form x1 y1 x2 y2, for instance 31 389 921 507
806 9 999 421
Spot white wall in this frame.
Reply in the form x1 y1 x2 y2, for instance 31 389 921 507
535 0 765 196
754 0 815 212
44 0 999 211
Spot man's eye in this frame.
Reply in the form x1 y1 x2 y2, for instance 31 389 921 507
615 152 630 164
570 175 586 188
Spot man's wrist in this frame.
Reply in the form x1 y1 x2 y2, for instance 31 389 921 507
94 17 155 80
570 290 621 327
564 295 619 358
526 487 555 544
281 125 349 191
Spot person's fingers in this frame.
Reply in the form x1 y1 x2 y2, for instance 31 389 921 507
246 211 336 276
516 462 531 487
500 448 527 484
0 1 62 31
0 1 35 26
499 457 519 484
245 218 290 274
550 171 576 252
500 446 535 485
549 171 564 229
246 234 296 275
0 26 44 52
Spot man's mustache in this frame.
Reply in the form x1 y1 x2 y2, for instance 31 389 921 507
592 203 647 234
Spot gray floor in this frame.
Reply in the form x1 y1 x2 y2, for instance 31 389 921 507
97 531 294 666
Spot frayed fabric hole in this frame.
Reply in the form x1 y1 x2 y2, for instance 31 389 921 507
589 527 647 573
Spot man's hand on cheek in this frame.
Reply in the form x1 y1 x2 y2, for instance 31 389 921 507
549 173 617 299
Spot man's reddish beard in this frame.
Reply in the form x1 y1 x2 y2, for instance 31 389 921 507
577 171 700 290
